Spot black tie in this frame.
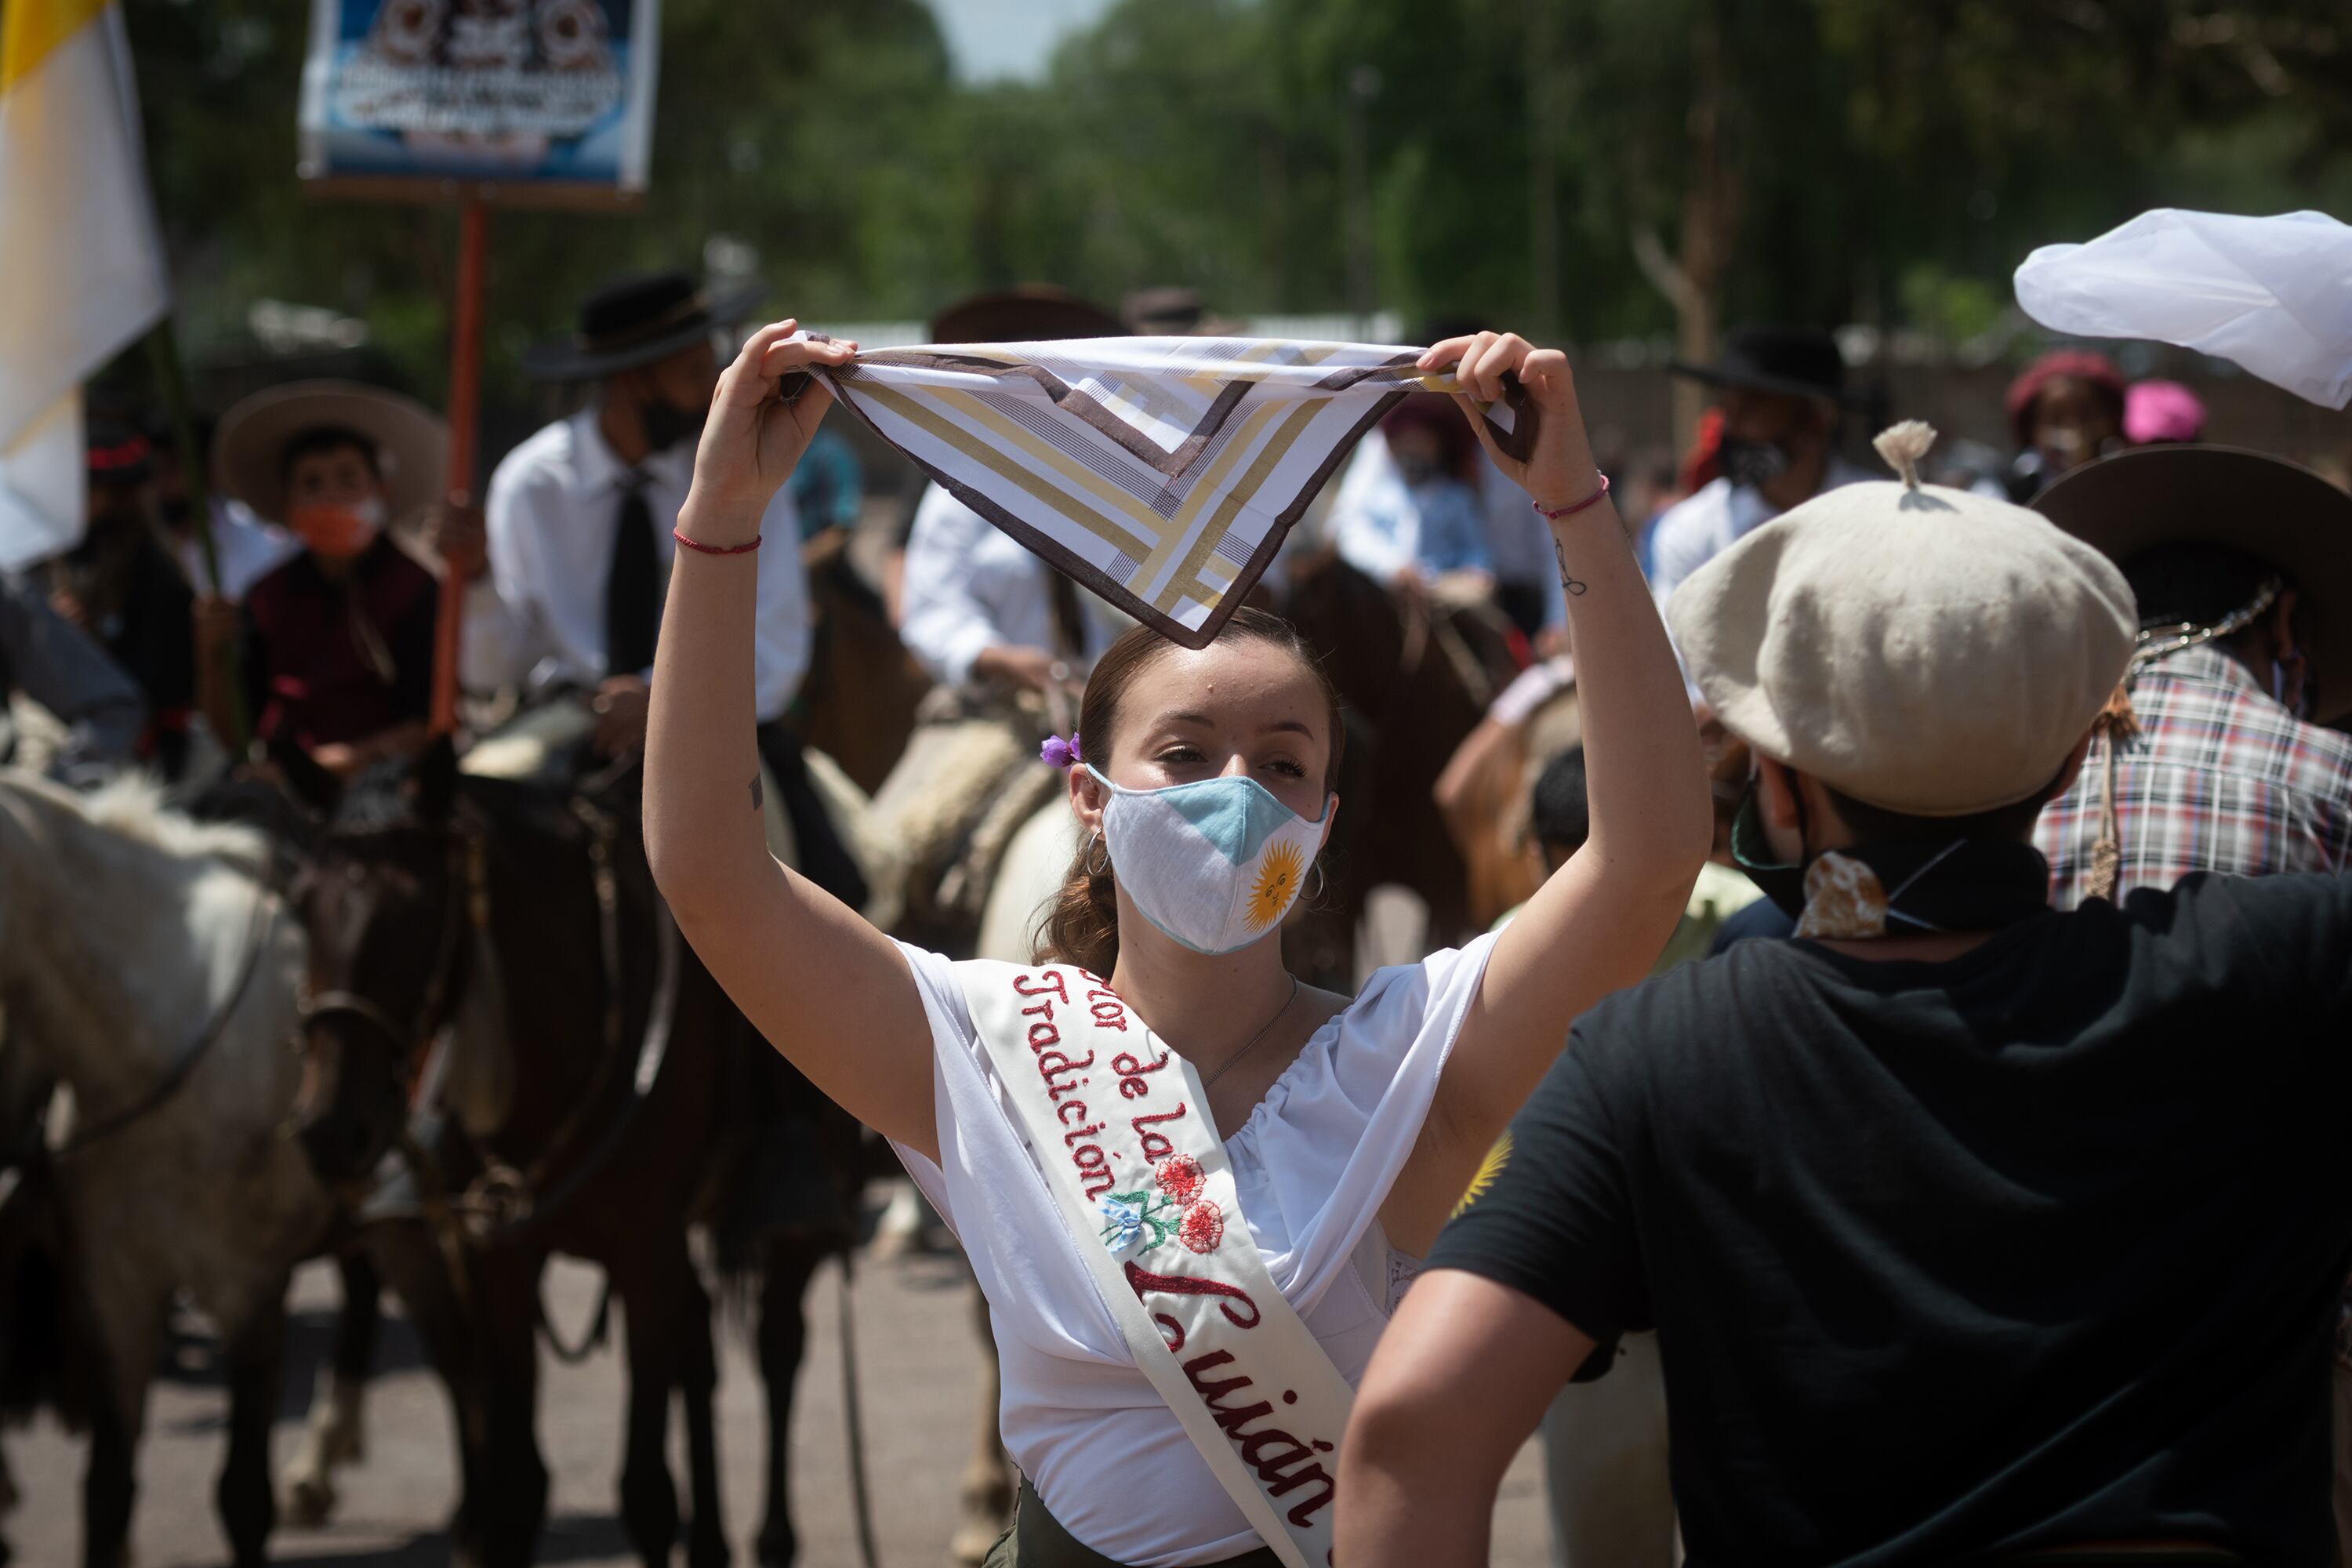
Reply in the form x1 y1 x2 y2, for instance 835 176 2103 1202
604 475 660 677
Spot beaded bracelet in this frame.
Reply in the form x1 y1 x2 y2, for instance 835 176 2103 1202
672 528 762 556
1531 473 1610 521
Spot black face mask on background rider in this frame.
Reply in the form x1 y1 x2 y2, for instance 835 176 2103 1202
1718 434 1795 492
637 393 706 453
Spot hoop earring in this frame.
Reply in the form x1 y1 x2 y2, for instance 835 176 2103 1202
1083 831 1110 877
1305 859 1326 902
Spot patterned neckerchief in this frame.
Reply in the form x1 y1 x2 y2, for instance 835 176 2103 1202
2034 644 2352 911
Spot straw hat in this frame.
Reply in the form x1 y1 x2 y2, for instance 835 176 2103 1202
1665 423 2139 816
2032 444 2352 722
212 380 448 530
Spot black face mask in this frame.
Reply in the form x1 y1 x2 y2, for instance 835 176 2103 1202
639 394 706 454
1729 780 1808 918
1719 434 1793 491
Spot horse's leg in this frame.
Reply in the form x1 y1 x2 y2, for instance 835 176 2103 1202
613 1245 690 1568
753 1237 825 1568
678 1258 728 1568
475 1249 550 1568
216 1281 289 1568
951 1273 1013 1568
365 1222 488 1563
82 1283 160 1568
283 1248 383 1524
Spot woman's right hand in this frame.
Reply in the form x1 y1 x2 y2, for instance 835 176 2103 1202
1420 331 1601 514
683 321 858 539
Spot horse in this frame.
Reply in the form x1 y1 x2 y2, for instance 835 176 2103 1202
793 530 933 797
0 769 331 1568
1280 549 1512 980
289 738 855 1568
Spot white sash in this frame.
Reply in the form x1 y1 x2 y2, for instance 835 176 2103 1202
961 962 1353 1568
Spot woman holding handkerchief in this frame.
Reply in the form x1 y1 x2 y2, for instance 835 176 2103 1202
646 321 1708 1568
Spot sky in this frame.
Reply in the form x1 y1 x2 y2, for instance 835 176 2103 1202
927 0 1117 82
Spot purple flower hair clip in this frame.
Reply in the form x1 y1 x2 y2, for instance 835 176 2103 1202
1041 731 1083 770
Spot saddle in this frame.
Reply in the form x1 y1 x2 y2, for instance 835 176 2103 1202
866 681 1069 941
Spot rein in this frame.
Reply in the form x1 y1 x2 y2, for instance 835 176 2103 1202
56 850 282 1159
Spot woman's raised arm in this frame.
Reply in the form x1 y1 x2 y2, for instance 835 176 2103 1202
1385 333 1711 1250
645 322 940 1158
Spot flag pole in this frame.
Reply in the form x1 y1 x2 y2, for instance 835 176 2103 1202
431 196 488 736
147 320 249 751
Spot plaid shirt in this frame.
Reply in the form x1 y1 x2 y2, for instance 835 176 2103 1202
2037 644 2352 911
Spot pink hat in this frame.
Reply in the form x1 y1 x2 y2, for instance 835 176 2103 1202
2123 379 2206 445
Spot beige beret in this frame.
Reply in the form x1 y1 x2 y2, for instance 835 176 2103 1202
1664 423 2139 817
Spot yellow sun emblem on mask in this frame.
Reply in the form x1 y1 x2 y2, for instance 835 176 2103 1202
1243 840 1307 931
1452 1132 1513 1218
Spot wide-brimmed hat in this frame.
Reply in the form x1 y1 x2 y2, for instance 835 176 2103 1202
212 380 448 530
1666 423 2139 816
1669 325 1859 408
519 269 764 381
927 286 1126 345
2033 444 2352 721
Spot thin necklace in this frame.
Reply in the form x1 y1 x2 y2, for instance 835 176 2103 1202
1201 975 1301 1089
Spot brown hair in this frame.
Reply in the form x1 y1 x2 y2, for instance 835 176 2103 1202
1034 608 1345 974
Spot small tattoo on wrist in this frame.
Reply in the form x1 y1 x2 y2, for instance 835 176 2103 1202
1555 539 1588 597
750 775 764 811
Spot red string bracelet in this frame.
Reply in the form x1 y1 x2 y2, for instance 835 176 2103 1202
672 528 761 557
1532 473 1610 521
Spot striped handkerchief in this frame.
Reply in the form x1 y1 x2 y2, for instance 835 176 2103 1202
818 336 1532 648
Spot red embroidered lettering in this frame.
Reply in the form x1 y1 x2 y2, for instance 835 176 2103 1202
1062 1120 1105 1146
1036 1049 1094 1086
1112 1047 1171 1100
1014 971 1069 1001
1022 1000 1056 1022
1272 1465 1335 1526
1124 1260 1261 1329
1055 1099 1089 1127
1028 1021 1062 1050
1130 1105 1185 1162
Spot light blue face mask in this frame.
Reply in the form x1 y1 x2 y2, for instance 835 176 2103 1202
1087 766 1330 954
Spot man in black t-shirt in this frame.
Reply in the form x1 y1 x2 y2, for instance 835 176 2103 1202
1337 424 2352 1568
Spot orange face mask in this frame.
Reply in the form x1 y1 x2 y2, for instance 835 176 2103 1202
288 496 386 561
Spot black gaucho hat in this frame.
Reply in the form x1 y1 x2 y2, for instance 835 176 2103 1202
2034 445 2352 724
1670 325 1861 408
520 269 766 382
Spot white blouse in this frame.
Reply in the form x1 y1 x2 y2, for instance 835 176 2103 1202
891 933 1500 1566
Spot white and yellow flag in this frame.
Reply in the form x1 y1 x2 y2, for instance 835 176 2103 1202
0 0 169 568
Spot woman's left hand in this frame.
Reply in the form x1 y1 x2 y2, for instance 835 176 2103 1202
1418 332 1601 514
684 321 858 538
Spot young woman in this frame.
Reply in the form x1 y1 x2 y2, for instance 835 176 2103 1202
646 322 1709 1567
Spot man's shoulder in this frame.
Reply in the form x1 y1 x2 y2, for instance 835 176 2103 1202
487 417 584 500
2138 653 2352 803
1649 478 1734 540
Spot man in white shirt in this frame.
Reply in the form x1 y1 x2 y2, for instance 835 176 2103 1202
435 269 858 902
899 481 1115 691
1644 325 1872 613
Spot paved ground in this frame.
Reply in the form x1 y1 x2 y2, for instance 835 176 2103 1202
5 1229 1552 1566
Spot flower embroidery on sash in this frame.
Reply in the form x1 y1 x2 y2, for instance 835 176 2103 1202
1100 1154 1227 1256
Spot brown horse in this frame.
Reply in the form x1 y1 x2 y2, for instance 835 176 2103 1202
1281 549 1515 981
794 531 931 797
288 742 855 1568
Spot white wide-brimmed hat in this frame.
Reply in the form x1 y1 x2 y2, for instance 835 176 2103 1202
213 380 448 530
1665 423 2139 817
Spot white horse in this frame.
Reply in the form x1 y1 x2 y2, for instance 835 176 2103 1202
0 770 328 1568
